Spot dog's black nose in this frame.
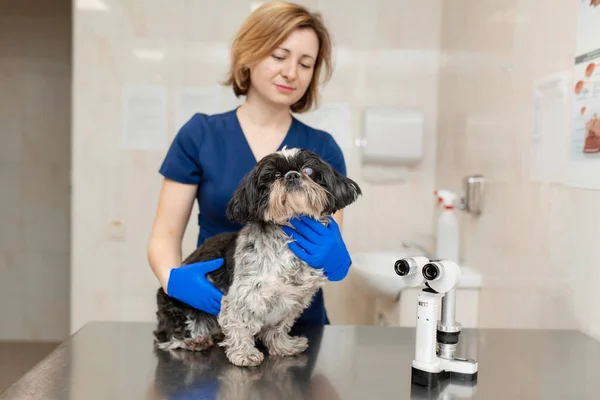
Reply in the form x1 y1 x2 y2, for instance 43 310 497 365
285 171 301 183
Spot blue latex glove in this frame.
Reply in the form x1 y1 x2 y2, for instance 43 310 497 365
168 379 219 400
282 216 351 281
167 258 225 315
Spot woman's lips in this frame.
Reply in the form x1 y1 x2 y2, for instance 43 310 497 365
275 84 294 93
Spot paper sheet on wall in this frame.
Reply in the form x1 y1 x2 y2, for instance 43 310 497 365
567 0 600 189
175 86 223 131
121 84 167 150
530 72 570 183
222 88 245 112
295 103 353 162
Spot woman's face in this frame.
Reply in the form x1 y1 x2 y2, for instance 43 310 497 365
248 28 319 108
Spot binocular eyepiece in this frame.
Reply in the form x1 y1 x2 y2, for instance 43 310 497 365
394 259 411 276
394 257 461 293
422 263 440 280
394 257 440 281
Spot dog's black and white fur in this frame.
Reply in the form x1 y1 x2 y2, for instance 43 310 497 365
153 148 362 367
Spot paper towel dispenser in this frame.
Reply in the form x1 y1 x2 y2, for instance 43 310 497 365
360 106 424 165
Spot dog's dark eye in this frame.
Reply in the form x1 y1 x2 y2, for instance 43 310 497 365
274 172 282 179
303 167 313 176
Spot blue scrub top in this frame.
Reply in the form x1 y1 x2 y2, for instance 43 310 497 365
159 108 347 326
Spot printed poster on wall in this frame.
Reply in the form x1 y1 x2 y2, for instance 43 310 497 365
568 0 600 189
530 72 570 183
122 84 167 150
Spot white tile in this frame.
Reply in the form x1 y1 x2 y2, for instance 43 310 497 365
183 0 253 43
436 0 595 335
64 0 600 338
119 293 159 322
120 0 186 41
373 0 442 50
316 0 380 49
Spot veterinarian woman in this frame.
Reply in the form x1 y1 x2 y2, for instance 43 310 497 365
147 1 351 328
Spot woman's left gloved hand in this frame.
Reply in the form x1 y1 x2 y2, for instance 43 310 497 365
282 215 351 282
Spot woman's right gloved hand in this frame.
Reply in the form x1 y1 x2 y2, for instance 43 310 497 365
166 258 225 315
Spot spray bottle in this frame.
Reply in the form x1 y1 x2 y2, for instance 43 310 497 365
434 190 460 263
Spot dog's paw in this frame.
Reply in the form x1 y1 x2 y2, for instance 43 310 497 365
183 336 214 352
226 347 265 367
267 353 309 371
269 335 309 357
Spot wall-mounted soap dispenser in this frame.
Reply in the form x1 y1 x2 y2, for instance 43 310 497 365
460 175 485 216
357 106 424 183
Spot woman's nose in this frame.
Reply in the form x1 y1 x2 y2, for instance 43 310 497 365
281 61 298 80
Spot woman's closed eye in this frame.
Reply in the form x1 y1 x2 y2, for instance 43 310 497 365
271 55 312 69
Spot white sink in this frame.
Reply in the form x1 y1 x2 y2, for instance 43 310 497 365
351 251 410 298
350 251 483 298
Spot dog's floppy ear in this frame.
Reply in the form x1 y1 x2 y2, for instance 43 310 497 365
226 168 263 224
322 167 362 214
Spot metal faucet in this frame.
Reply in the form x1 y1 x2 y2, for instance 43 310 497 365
402 240 434 259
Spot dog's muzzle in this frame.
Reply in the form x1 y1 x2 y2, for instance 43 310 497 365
285 171 302 190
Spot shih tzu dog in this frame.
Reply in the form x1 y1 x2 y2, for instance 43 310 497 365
153 147 361 367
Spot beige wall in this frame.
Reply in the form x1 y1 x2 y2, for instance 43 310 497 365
0 1 71 340
3 0 598 343
70 0 442 331
437 0 600 340
69 0 600 342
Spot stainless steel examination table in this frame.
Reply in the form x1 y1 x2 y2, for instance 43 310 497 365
1 321 599 399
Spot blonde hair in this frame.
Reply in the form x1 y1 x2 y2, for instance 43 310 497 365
224 1 333 113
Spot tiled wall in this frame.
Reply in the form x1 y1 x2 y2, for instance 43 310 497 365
0 1 71 340
70 0 442 331
438 0 600 340
70 0 600 341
